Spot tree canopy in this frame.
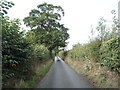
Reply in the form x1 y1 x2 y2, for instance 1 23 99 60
23 3 69 55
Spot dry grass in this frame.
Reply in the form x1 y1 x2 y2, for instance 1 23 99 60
65 57 119 88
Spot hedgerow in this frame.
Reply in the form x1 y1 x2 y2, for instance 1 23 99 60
100 37 120 73
2 16 50 87
65 10 119 74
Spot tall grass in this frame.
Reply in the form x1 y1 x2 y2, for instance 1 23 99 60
14 60 53 88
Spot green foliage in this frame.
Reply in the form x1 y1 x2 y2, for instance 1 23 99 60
2 16 31 87
24 30 50 60
2 2 69 87
100 37 120 73
68 40 101 62
23 3 69 56
0 0 14 16
31 44 50 60
58 50 68 59
2 2 68 88
96 17 109 42
67 10 119 74
68 44 85 60
15 60 53 88
86 39 101 62
2 16 51 88
68 37 119 74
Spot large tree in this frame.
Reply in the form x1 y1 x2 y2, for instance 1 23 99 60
23 3 69 56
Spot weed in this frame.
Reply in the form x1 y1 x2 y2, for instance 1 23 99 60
65 57 119 88
14 60 53 88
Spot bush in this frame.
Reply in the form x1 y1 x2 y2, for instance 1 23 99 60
2 16 31 87
67 37 120 74
68 39 101 62
2 16 51 87
86 39 101 62
100 37 120 73
31 44 50 61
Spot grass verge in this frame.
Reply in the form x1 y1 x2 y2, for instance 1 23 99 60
65 57 119 88
14 60 53 88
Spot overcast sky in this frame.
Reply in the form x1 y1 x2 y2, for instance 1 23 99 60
7 0 119 50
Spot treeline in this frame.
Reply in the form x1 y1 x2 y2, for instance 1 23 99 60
61 10 120 74
1 0 69 87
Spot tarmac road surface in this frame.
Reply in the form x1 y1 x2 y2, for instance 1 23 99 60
37 56 95 88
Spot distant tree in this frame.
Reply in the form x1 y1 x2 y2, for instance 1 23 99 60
111 10 119 38
96 17 108 42
23 3 69 57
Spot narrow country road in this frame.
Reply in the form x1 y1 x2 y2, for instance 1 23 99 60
37 56 95 88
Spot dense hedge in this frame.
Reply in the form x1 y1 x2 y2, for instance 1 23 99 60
2 16 51 87
2 16 31 87
65 12 120 74
67 37 120 74
68 39 101 62
100 37 120 73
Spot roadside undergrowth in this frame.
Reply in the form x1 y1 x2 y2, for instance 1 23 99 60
14 60 53 88
65 57 119 88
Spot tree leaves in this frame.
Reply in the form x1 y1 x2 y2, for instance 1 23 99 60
100 37 120 73
2 16 32 87
23 3 69 56
2 9 7 14
0 0 14 16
